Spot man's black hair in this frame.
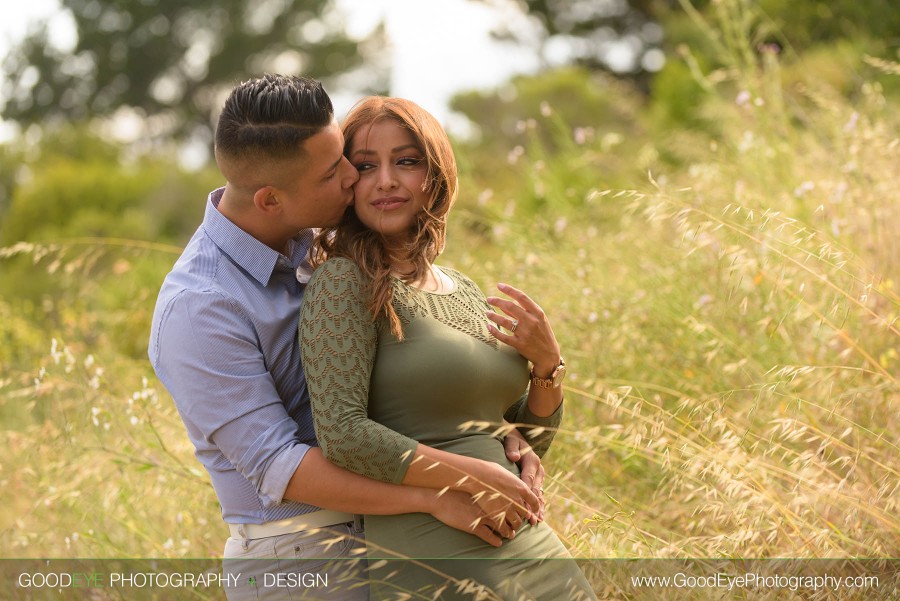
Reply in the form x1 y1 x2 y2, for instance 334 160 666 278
215 74 334 160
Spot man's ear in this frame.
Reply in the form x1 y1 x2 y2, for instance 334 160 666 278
252 186 281 214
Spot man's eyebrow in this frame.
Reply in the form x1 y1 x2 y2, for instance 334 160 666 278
352 144 420 157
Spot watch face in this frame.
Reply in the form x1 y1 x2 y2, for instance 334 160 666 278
551 363 566 387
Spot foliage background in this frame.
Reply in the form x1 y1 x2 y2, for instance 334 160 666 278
0 0 897 596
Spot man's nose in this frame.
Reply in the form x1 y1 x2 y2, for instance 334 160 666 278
341 157 359 187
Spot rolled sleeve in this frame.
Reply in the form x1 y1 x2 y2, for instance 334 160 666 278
153 289 305 506
259 439 310 506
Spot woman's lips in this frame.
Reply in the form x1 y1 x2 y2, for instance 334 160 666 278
371 196 406 209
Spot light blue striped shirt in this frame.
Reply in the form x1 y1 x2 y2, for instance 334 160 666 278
149 187 319 524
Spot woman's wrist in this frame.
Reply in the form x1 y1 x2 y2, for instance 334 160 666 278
526 394 562 418
531 351 562 379
532 359 559 378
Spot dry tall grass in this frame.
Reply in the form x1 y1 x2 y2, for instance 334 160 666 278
0 6 897 599
446 25 899 564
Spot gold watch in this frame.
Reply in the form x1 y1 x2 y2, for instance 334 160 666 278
530 358 566 389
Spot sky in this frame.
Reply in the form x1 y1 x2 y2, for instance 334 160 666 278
333 0 540 126
0 0 543 140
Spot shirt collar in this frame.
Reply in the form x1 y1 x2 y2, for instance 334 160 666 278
203 187 314 287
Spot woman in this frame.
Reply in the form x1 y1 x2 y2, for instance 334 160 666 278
299 97 595 600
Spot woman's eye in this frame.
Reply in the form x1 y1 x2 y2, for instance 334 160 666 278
355 162 375 172
398 157 423 167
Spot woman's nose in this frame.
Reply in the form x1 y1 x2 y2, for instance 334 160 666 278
376 167 398 191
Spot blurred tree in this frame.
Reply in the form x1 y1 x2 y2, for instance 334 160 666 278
0 126 220 246
452 66 644 151
450 67 652 218
483 0 899 95
0 144 23 219
754 0 900 52
645 0 900 129
1 0 386 141
483 0 673 90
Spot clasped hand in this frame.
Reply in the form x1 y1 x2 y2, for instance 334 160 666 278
467 461 541 541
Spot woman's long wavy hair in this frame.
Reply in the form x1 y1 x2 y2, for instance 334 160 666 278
311 97 458 339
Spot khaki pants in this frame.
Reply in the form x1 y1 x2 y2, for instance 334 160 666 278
223 520 368 601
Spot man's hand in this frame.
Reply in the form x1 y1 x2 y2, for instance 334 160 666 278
428 490 507 547
504 428 545 524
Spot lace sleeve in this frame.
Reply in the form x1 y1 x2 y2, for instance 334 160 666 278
503 391 563 458
299 257 418 484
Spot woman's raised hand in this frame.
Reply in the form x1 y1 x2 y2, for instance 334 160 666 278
486 283 561 376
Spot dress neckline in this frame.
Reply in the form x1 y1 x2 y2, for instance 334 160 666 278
393 265 458 296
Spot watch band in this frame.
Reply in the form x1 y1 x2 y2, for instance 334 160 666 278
530 358 566 389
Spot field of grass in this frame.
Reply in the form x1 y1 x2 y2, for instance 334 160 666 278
448 51 898 563
1 20 897 601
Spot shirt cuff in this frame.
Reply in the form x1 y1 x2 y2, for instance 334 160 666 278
258 443 311 507
521 395 563 427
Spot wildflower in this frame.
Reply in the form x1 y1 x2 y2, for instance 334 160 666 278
793 181 815 198
574 127 588 145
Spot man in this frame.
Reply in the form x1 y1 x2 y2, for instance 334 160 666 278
149 74 556 600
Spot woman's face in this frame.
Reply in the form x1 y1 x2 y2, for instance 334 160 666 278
347 119 430 241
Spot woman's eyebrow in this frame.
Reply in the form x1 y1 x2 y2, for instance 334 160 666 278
352 144 420 157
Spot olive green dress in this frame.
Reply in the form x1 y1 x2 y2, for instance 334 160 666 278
300 257 595 600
